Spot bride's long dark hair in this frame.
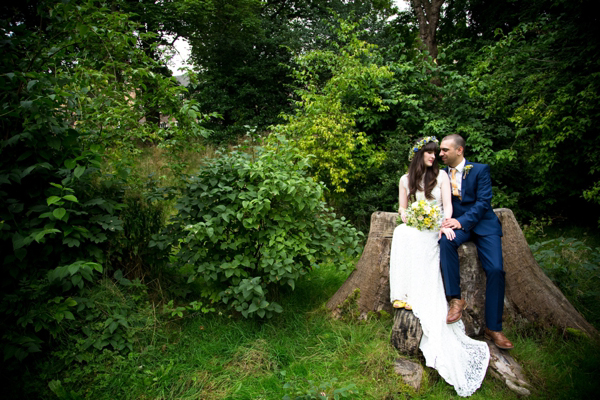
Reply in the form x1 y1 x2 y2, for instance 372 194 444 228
407 139 439 201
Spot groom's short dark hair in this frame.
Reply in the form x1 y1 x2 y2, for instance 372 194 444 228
443 134 466 152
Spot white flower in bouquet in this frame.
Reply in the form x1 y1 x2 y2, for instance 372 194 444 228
398 200 442 231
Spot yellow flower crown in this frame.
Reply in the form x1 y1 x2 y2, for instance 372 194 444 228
408 136 439 161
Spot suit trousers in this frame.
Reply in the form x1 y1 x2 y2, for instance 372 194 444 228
439 230 505 331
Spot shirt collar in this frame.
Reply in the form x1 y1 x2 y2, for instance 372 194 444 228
452 158 466 172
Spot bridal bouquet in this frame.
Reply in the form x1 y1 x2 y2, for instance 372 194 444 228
398 200 442 231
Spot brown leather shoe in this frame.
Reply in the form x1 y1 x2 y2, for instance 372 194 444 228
446 298 467 324
484 328 514 350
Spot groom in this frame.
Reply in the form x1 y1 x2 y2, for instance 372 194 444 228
438 134 514 350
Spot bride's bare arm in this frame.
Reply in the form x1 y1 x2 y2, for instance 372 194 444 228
440 171 453 219
399 176 408 223
439 171 456 240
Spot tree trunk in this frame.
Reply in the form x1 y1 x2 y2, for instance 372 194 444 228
410 0 445 60
327 209 598 338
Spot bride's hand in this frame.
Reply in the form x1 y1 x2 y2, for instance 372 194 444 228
400 210 407 224
438 227 456 240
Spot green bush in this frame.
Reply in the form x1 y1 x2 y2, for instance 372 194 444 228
0 0 194 361
153 137 364 318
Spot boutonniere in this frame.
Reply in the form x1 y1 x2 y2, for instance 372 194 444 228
463 165 473 179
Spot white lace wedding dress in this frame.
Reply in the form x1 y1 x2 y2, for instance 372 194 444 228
390 174 490 397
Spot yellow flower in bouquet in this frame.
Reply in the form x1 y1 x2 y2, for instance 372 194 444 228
398 200 442 231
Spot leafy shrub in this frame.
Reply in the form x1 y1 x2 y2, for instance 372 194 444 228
51 272 153 363
153 137 364 318
0 151 128 360
0 0 194 361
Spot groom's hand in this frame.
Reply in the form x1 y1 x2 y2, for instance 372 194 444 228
442 218 462 230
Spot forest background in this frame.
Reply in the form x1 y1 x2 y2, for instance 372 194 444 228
1 0 599 398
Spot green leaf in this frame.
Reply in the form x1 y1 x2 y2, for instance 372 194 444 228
63 195 78 202
74 165 85 178
72 275 83 288
63 237 80 247
21 165 37 178
271 303 283 313
65 298 77 307
67 263 80 275
52 208 67 220
47 196 62 206
34 228 61 242
8 203 24 214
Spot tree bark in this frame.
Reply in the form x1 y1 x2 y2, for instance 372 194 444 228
410 0 445 60
390 309 423 357
327 209 598 338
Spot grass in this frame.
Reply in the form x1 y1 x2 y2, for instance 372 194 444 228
17 257 598 400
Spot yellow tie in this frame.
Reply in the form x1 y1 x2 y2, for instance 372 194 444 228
451 168 460 198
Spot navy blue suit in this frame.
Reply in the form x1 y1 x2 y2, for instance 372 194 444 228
439 161 505 331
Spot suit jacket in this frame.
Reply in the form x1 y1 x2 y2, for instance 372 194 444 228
444 160 503 237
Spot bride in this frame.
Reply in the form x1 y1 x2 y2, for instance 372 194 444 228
389 136 490 397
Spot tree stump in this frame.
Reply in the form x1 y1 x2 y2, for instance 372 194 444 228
327 209 598 339
326 211 396 319
390 309 423 357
